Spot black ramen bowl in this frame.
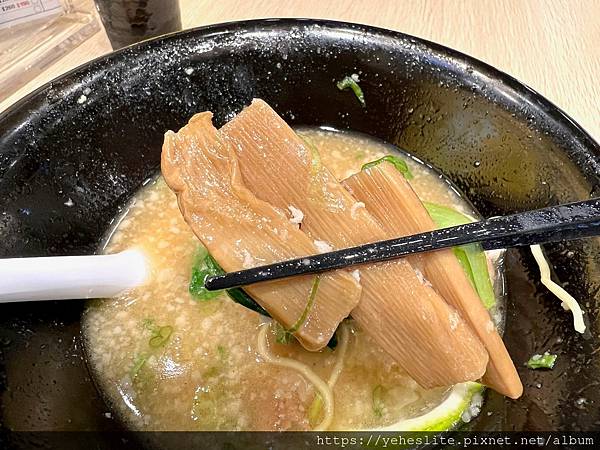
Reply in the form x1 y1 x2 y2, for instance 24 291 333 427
1 18 599 445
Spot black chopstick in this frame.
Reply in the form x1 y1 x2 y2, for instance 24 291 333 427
205 198 600 291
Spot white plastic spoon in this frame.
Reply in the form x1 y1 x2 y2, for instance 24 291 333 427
0 249 148 303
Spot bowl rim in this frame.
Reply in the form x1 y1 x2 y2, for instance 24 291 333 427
1 18 599 433
2 17 599 155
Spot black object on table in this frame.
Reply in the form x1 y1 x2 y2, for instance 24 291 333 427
94 0 181 49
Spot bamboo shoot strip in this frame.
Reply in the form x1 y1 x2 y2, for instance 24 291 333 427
343 163 522 398
219 99 489 389
161 112 361 351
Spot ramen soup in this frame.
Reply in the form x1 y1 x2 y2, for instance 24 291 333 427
83 126 506 431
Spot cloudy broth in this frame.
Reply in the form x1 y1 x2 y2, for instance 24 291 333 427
82 128 503 431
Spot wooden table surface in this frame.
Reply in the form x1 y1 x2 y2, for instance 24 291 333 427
2 0 599 143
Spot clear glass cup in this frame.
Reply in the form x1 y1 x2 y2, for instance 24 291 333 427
0 0 100 104
94 0 181 49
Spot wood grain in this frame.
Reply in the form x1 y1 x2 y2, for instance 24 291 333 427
2 0 599 143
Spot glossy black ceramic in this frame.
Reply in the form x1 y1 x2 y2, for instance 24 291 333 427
1 19 599 440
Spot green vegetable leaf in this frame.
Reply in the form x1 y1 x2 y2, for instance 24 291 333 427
456 244 496 309
361 155 413 179
423 201 472 228
189 247 269 315
336 75 366 107
225 285 269 317
372 384 386 418
423 202 496 309
189 248 222 300
527 352 557 369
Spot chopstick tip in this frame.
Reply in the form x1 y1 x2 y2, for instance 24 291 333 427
204 275 224 291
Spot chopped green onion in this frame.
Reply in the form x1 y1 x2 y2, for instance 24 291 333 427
423 202 496 309
143 319 173 348
191 391 217 422
272 276 321 345
301 135 329 204
290 276 320 332
300 136 322 177
203 366 221 378
217 345 228 360
336 75 366 107
275 323 339 349
361 155 413 179
130 353 148 379
202 347 229 379
149 325 173 348
527 352 557 369
372 384 386 418
274 322 293 345
142 318 156 331
308 393 323 427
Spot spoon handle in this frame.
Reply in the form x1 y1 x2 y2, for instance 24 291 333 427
205 198 600 291
0 249 148 303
